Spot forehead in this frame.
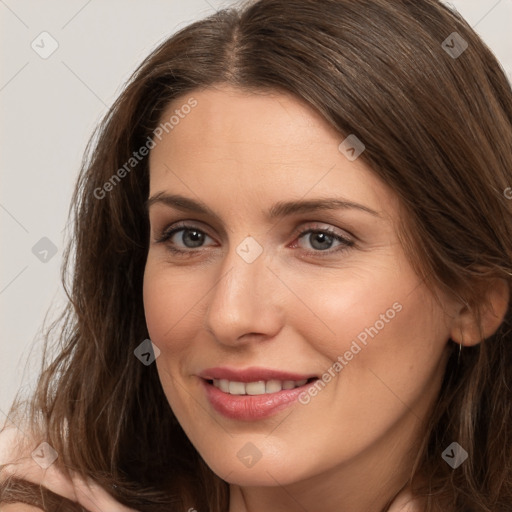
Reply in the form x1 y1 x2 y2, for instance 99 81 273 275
151 85 342 159
147 85 398 221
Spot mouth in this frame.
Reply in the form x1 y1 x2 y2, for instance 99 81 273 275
200 376 319 421
204 377 318 395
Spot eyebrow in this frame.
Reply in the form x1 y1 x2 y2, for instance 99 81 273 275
145 193 382 220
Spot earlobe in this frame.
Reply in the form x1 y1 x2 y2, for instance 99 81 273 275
449 277 510 347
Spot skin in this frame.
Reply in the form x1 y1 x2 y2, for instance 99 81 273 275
2 506 44 512
143 84 509 512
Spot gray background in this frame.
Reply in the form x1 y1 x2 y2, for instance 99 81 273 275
1 0 511 420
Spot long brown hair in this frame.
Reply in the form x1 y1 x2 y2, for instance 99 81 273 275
2 0 512 510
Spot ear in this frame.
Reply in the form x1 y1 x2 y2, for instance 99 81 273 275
449 277 510 346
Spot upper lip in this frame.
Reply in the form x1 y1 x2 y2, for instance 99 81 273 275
198 366 318 383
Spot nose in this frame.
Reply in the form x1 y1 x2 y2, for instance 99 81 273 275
203 240 284 347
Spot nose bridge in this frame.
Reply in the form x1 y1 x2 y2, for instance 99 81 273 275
203 235 283 344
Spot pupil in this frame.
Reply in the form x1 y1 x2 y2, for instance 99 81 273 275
310 232 332 250
184 229 204 248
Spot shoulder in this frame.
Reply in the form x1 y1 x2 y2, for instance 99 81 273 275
0 426 138 512
388 485 427 512
1 504 45 512
0 426 25 465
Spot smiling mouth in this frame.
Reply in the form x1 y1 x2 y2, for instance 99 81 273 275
204 377 318 396
201 375 320 420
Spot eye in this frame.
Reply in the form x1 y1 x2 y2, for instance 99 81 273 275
291 225 354 256
154 221 355 257
155 223 215 254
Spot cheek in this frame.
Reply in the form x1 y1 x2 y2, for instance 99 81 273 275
290 256 449 403
142 260 206 356
277 255 408 358
321 281 449 426
142 262 204 412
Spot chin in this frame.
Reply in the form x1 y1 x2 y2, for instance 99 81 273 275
210 463 296 487
200 446 314 487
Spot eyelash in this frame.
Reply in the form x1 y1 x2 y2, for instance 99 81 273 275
154 221 355 258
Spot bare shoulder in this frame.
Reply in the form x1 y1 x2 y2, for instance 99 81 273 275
0 426 30 469
0 425 76 496
1 504 45 512
0 426 46 483
0 427 139 512
388 485 427 512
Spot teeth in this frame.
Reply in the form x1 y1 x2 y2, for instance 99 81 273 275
246 381 266 395
266 380 282 393
218 379 229 393
229 381 246 395
211 378 310 395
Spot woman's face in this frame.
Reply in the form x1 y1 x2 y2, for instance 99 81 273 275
143 84 457 492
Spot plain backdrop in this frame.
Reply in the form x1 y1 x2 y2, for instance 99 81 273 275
1 0 512 420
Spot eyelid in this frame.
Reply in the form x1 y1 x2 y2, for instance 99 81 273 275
154 219 356 258
289 224 355 255
154 220 216 245
154 220 353 243
290 222 354 242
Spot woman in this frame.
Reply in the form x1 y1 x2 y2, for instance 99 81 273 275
1 0 511 510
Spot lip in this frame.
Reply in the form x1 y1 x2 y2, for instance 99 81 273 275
198 366 319 421
198 366 317 382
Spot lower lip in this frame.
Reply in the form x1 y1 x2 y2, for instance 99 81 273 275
201 379 317 421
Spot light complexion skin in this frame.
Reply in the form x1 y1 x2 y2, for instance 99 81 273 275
143 84 509 512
